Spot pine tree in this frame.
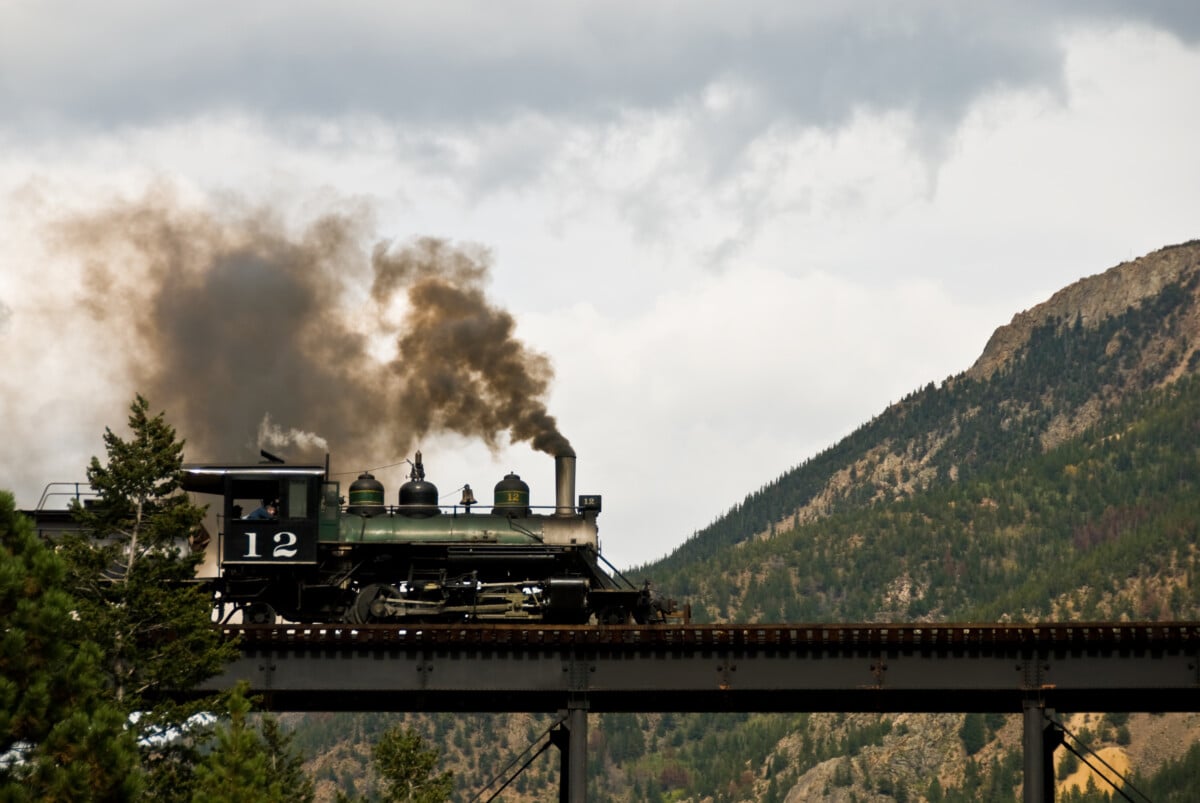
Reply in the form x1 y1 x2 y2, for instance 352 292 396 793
191 684 314 803
0 490 142 801
372 725 454 802
260 714 317 802
192 687 279 803
959 712 987 756
61 395 240 796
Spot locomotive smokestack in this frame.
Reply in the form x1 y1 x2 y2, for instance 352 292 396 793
555 452 576 517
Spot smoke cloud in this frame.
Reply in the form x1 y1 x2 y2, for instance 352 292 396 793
371 239 574 457
257 413 329 454
46 187 572 470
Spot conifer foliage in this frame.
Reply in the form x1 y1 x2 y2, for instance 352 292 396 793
1 395 316 800
190 685 314 803
0 490 141 801
66 394 233 704
61 395 239 796
371 725 454 802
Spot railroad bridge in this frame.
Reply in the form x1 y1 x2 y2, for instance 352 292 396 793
200 622 1200 802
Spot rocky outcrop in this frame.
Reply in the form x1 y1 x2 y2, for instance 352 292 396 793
967 241 1200 380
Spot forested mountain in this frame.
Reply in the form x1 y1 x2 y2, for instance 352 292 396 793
643 240 1200 593
293 241 1200 801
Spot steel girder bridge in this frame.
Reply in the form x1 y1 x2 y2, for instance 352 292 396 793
198 622 1200 802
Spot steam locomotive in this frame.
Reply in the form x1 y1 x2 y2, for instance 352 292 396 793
180 451 673 625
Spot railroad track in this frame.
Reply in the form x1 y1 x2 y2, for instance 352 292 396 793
223 621 1200 650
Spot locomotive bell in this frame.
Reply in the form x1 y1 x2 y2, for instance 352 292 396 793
459 484 477 511
492 472 531 517
398 450 440 518
347 472 385 517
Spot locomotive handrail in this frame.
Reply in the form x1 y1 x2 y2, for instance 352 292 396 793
34 481 97 511
505 516 543 542
595 550 639 590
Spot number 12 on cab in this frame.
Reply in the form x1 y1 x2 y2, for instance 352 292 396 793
224 519 319 564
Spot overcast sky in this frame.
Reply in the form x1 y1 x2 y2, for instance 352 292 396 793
2 2 1199 568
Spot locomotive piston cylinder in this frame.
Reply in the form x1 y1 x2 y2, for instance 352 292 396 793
555 453 576 517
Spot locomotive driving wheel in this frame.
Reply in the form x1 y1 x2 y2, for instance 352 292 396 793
595 605 632 625
347 583 404 624
244 602 277 625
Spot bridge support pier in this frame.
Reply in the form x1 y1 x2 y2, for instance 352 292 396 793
551 701 588 802
1023 699 1063 803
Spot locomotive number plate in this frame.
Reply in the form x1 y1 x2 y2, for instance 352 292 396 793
224 520 318 564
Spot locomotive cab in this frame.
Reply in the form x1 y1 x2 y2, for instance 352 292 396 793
183 463 333 623
183 464 329 567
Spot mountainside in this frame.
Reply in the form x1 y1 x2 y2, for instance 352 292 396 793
291 240 1200 801
643 240 1200 590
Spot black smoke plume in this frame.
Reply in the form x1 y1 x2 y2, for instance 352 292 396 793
51 188 572 468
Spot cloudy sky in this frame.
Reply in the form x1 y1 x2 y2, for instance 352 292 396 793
2 2 1198 568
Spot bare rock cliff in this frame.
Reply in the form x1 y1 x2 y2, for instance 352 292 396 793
967 240 1200 380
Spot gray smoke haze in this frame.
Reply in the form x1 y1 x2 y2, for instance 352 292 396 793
49 189 572 469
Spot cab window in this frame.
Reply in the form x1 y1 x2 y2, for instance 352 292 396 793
285 479 308 518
